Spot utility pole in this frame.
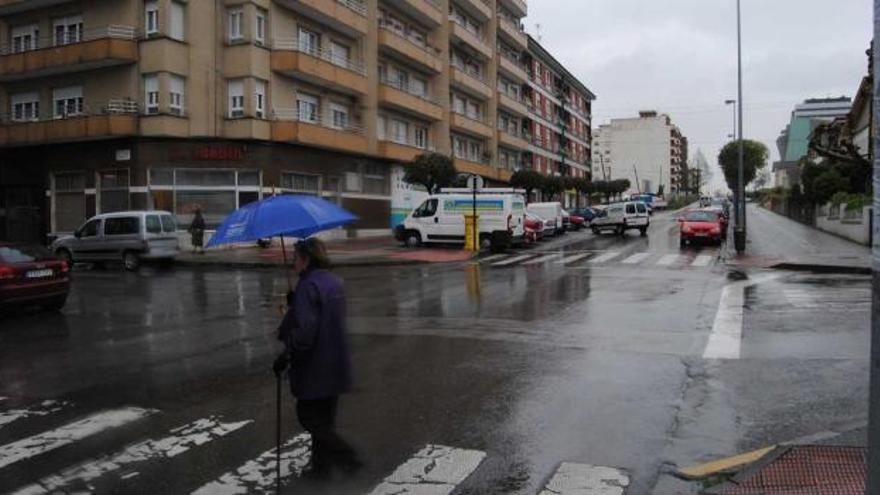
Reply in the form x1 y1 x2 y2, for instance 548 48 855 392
633 165 641 195
733 0 747 253
867 1 880 491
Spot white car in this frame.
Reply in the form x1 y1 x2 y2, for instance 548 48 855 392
526 202 566 236
591 201 650 236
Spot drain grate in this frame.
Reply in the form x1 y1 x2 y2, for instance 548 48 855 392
721 446 865 494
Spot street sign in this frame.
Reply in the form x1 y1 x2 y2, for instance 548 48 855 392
466 175 484 190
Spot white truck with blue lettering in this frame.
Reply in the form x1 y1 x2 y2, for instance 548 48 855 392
395 192 525 252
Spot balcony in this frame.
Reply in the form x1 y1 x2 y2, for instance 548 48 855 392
395 0 444 26
272 109 368 155
454 0 492 21
454 158 513 182
379 140 433 162
451 111 493 139
272 40 367 95
497 91 528 117
0 26 137 82
0 99 138 146
378 79 443 121
378 24 443 73
449 20 493 59
498 53 529 83
497 129 529 150
0 0 73 15
498 17 527 49
499 0 527 17
450 65 493 99
273 0 368 36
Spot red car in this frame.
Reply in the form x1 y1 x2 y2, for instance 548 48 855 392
568 214 586 231
679 210 724 247
0 243 70 312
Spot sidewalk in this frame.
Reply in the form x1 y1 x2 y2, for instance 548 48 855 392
176 236 476 269
725 204 871 274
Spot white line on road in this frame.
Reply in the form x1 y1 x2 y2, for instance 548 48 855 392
589 251 620 264
479 254 508 263
0 401 70 431
0 397 7 402
0 408 155 470
692 255 714 267
703 284 744 359
539 463 630 495
369 444 486 495
656 254 681 266
13 416 252 495
523 254 563 265
557 253 593 265
622 253 652 265
492 254 536 267
191 433 311 495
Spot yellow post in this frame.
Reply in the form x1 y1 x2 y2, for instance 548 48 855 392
464 214 480 251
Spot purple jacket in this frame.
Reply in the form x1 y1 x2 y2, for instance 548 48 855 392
278 269 352 400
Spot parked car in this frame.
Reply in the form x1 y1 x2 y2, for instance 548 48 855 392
52 211 180 271
0 243 70 312
701 207 729 239
561 210 573 231
591 201 651 236
526 202 566 236
699 196 713 208
524 212 547 241
679 210 724 246
568 207 598 224
568 214 586 231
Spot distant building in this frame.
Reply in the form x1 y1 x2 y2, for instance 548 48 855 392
591 111 687 195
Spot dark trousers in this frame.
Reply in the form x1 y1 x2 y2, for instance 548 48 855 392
296 396 359 471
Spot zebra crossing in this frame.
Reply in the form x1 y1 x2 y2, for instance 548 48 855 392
0 396 631 494
481 250 718 269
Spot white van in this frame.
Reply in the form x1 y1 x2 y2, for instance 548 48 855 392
591 201 650 236
526 202 565 236
395 193 525 252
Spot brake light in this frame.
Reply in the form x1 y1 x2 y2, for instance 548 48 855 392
681 225 692 234
0 265 15 280
61 261 70 273
507 214 513 234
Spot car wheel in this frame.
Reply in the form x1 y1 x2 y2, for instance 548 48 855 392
591 225 600 235
617 225 625 236
43 296 67 312
122 251 140 271
640 227 648 237
680 238 687 248
405 231 422 248
55 249 72 266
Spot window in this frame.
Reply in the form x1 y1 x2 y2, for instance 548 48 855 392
228 8 243 41
254 80 266 119
80 219 100 237
411 76 428 98
363 164 388 195
169 75 185 115
228 79 244 118
160 215 177 233
376 115 387 140
391 119 408 145
54 15 83 46
298 27 319 54
626 204 636 214
255 9 267 45
11 24 39 53
10 92 39 122
296 93 318 123
329 41 350 67
145 0 159 35
281 173 320 194
414 199 438 218
329 103 348 129
144 75 159 114
169 1 185 41
146 215 162 234
53 86 83 119
414 126 428 149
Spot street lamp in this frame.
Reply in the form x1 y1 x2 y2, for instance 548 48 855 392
733 0 747 253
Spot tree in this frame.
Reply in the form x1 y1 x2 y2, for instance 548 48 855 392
610 179 631 200
403 153 458 194
753 168 771 191
572 177 593 206
810 169 849 205
541 175 566 201
718 140 769 194
510 169 545 202
657 184 665 197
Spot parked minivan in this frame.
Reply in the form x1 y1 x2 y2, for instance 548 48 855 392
526 202 566 236
52 211 180 270
395 193 525 252
591 201 650 236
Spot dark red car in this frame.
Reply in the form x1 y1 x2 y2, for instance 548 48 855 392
679 210 724 247
0 243 70 312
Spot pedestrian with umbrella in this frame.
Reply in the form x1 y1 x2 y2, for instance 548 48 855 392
189 208 207 254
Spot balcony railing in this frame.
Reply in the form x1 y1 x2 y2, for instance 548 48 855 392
379 75 441 104
273 38 366 75
448 16 487 43
378 20 441 57
1 99 138 124
382 137 435 151
336 0 367 16
450 60 487 84
451 109 487 124
272 108 365 134
0 25 136 56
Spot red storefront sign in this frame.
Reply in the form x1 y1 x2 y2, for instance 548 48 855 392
193 145 246 161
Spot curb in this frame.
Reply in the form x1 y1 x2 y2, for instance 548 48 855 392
676 446 777 481
768 262 871 275
175 257 430 270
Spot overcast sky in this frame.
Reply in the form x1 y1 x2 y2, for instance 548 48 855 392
527 0 872 192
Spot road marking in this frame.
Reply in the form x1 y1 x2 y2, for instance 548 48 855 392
368 445 486 495
692 255 714 267
556 253 592 265
191 433 311 495
0 408 154 470
492 254 536 267
13 416 252 495
479 254 508 263
656 254 681 266
677 446 776 480
622 252 652 265
703 283 745 360
589 251 620 264
0 397 7 402
523 253 563 265
0 400 70 431
539 463 630 495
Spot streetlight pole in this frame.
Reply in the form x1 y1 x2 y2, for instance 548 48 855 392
733 0 747 253
725 99 736 141
867 1 880 492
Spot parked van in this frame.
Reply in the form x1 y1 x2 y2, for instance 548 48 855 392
526 202 565 236
395 193 525 252
591 201 650 236
52 211 179 270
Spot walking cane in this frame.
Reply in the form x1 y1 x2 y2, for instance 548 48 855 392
276 372 282 494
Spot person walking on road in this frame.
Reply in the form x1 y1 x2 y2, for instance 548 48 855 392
273 238 362 480
189 208 206 254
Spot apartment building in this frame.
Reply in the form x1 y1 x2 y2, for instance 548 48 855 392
591 111 687 196
0 0 588 242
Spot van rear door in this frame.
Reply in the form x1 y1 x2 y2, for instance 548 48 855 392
145 214 180 257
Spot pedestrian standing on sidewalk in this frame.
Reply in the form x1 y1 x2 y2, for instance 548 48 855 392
273 238 362 480
189 208 206 254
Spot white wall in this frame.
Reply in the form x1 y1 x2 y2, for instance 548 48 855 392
816 204 872 246
596 116 673 195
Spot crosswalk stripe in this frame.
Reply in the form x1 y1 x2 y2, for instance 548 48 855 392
539 463 630 495
0 397 7 402
692 255 714 267
12 416 252 495
0 401 70 431
0 408 154 470
492 255 536 267
589 251 620 264
368 444 486 495
191 433 311 495
622 253 652 265
656 254 681 266
479 254 509 263
522 254 563 265
556 253 592 265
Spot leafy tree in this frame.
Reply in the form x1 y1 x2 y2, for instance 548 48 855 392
718 140 769 194
810 169 850 205
510 169 545 202
541 175 566 201
404 153 458 194
610 179 631 200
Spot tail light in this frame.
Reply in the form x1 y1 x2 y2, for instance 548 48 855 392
507 214 513 234
60 261 70 274
0 265 15 281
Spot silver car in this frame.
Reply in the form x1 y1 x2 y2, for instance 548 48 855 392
52 211 180 270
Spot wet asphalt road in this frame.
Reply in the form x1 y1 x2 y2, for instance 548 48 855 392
0 211 870 494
